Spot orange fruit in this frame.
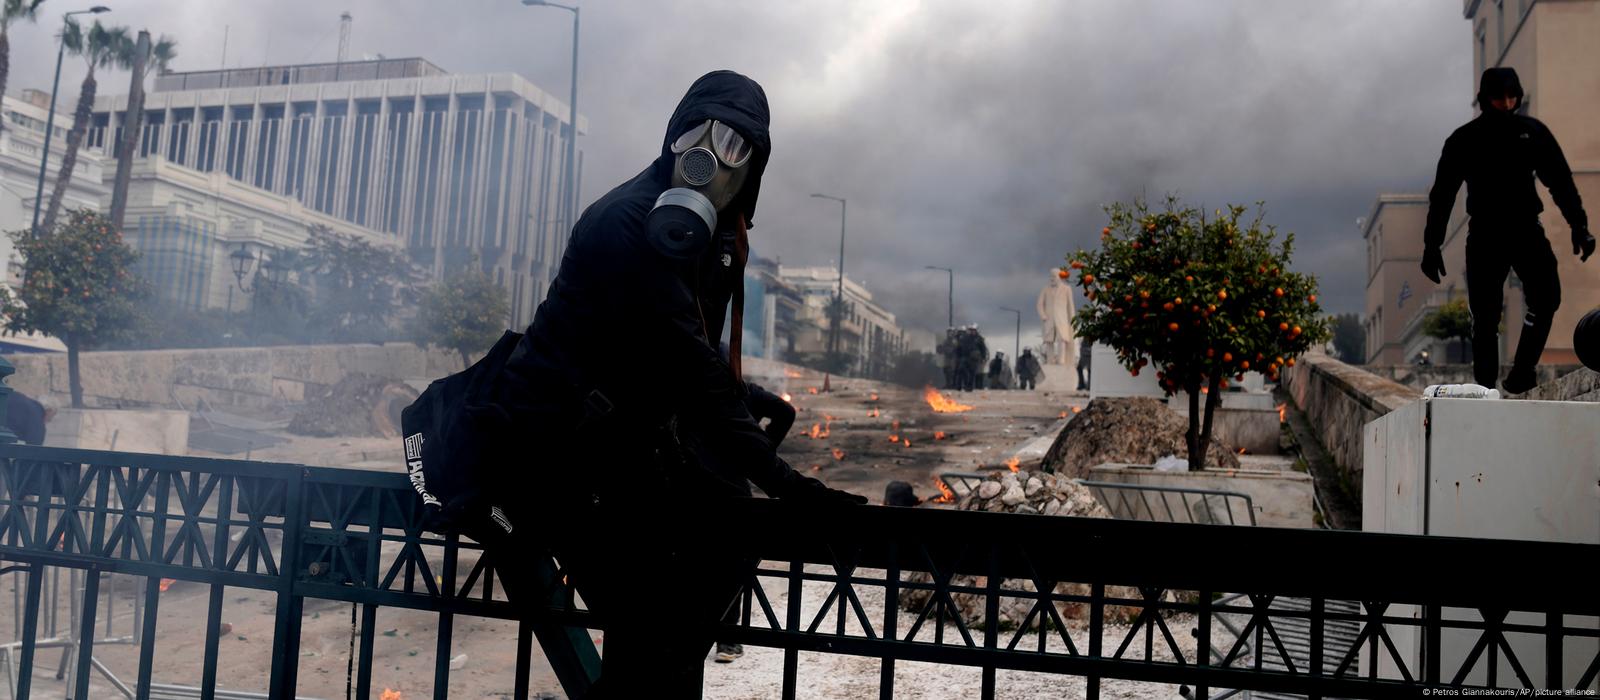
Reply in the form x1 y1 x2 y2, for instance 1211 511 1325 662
1292 325 1302 334
1163 302 1174 312
1057 269 1069 279
1184 275 1193 282
1167 322 1180 332
1207 304 1216 313
1257 310 1267 319
1083 274 1095 284
1241 360 1250 370
1175 297 1183 304
1286 358 1296 367
1308 294 1317 303
1222 352 1233 362
1206 348 1215 358
1274 287 1284 297
1279 322 1289 331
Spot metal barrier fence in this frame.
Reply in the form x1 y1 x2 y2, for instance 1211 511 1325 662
2 444 1598 698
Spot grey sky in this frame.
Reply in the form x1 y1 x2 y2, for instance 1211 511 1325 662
8 1 1473 353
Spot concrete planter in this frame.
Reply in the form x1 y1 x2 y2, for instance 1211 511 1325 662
1088 462 1315 529
1167 391 1281 455
43 408 190 456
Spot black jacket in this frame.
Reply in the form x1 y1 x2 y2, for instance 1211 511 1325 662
503 71 800 498
1424 109 1587 249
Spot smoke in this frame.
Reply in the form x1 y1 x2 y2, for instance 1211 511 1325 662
6 0 1471 349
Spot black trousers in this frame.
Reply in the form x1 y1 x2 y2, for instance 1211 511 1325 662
492 470 751 698
1465 222 1562 387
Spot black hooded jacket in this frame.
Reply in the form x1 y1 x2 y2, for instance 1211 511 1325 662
501 71 802 498
1424 67 1587 249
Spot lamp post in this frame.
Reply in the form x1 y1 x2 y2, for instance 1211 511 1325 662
926 266 953 328
999 306 1021 387
522 0 580 238
810 193 846 391
29 6 111 237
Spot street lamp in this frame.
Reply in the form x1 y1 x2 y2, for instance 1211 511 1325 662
811 193 846 391
522 0 581 241
926 266 953 328
29 5 111 237
999 306 1022 384
230 244 258 292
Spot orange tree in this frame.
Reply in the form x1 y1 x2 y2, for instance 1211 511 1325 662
1067 198 1329 469
0 209 146 407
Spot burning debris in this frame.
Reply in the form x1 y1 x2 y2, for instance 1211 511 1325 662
807 387 820 395
1276 403 1287 423
380 690 401 700
933 431 947 440
1004 456 1021 472
868 408 880 418
831 448 847 460
923 385 975 413
931 477 957 503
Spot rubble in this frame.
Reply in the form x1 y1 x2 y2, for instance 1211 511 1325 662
287 373 418 438
1039 397 1241 477
900 470 1146 629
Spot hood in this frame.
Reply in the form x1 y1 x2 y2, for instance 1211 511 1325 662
657 70 772 228
1476 67 1524 112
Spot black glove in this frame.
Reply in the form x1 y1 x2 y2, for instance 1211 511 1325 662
1574 227 1596 262
779 473 868 507
745 382 796 448
1420 246 1446 283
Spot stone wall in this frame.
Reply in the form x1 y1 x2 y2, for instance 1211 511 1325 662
3 343 463 410
1280 353 1419 497
1523 368 1600 402
1366 363 1579 390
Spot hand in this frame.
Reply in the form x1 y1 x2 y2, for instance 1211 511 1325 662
1420 247 1446 283
1574 228 1595 262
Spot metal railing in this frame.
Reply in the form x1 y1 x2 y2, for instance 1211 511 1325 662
2 444 1597 698
1079 480 1258 526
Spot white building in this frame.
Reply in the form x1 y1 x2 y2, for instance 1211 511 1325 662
117 156 396 311
91 57 585 327
0 89 111 286
779 265 908 379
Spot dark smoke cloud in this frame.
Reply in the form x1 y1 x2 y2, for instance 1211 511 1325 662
8 1 1471 352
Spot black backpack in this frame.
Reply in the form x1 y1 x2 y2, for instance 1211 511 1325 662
400 330 523 537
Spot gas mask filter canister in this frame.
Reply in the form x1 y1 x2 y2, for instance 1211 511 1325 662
647 119 753 259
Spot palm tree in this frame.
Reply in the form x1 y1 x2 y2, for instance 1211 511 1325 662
0 0 47 136
39 18 126 234
108 29 177 228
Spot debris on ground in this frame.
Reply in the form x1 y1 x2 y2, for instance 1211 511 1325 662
1039 397 1241 476
287 373 418 438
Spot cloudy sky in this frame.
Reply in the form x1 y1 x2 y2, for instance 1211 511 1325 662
8 0 1473 353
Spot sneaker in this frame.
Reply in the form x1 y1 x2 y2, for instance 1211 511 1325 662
714 643 743 663
1501 369 1538 395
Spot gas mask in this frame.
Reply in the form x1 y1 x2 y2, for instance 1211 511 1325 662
647 119 754 258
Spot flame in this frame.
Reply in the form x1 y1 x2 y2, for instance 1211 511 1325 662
1237 447 1247 455
1059 411 1068 418
806 415 834 439
888 434 900 443
902 438 912 447
807 387 819 395
831 448 846 461
869 393 879 402
932 478 956 503
158 578 175 592
808 423 822 439
1276 403 1287 423
868 408 880 418
1005 456 1020 473
1072 406 1082 414
923 385 975 413
380 690 402 700
934 431 947 440
781 392 792 403
785 368 805 378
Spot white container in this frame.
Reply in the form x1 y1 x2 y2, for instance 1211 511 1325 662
1361 397 1600 687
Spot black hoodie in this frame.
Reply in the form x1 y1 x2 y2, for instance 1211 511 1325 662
503 71 803 498
1424 67 1587 249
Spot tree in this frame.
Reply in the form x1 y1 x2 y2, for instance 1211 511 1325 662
1 209 146 407
412 269 510 368
1329 312 1366 364
0 0 46 137
1423 297 1473 363
108 29 177 229
40 19 128 233
1069 198 1329 470
298 226 427 342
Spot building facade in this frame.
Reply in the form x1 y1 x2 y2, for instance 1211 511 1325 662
91 58 585 327
1363 0 1600 366
779 266 908 379
117 157 395 312
1 89 111 286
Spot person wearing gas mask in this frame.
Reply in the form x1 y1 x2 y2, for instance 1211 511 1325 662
1421 67 1593 394
494 70 865 697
